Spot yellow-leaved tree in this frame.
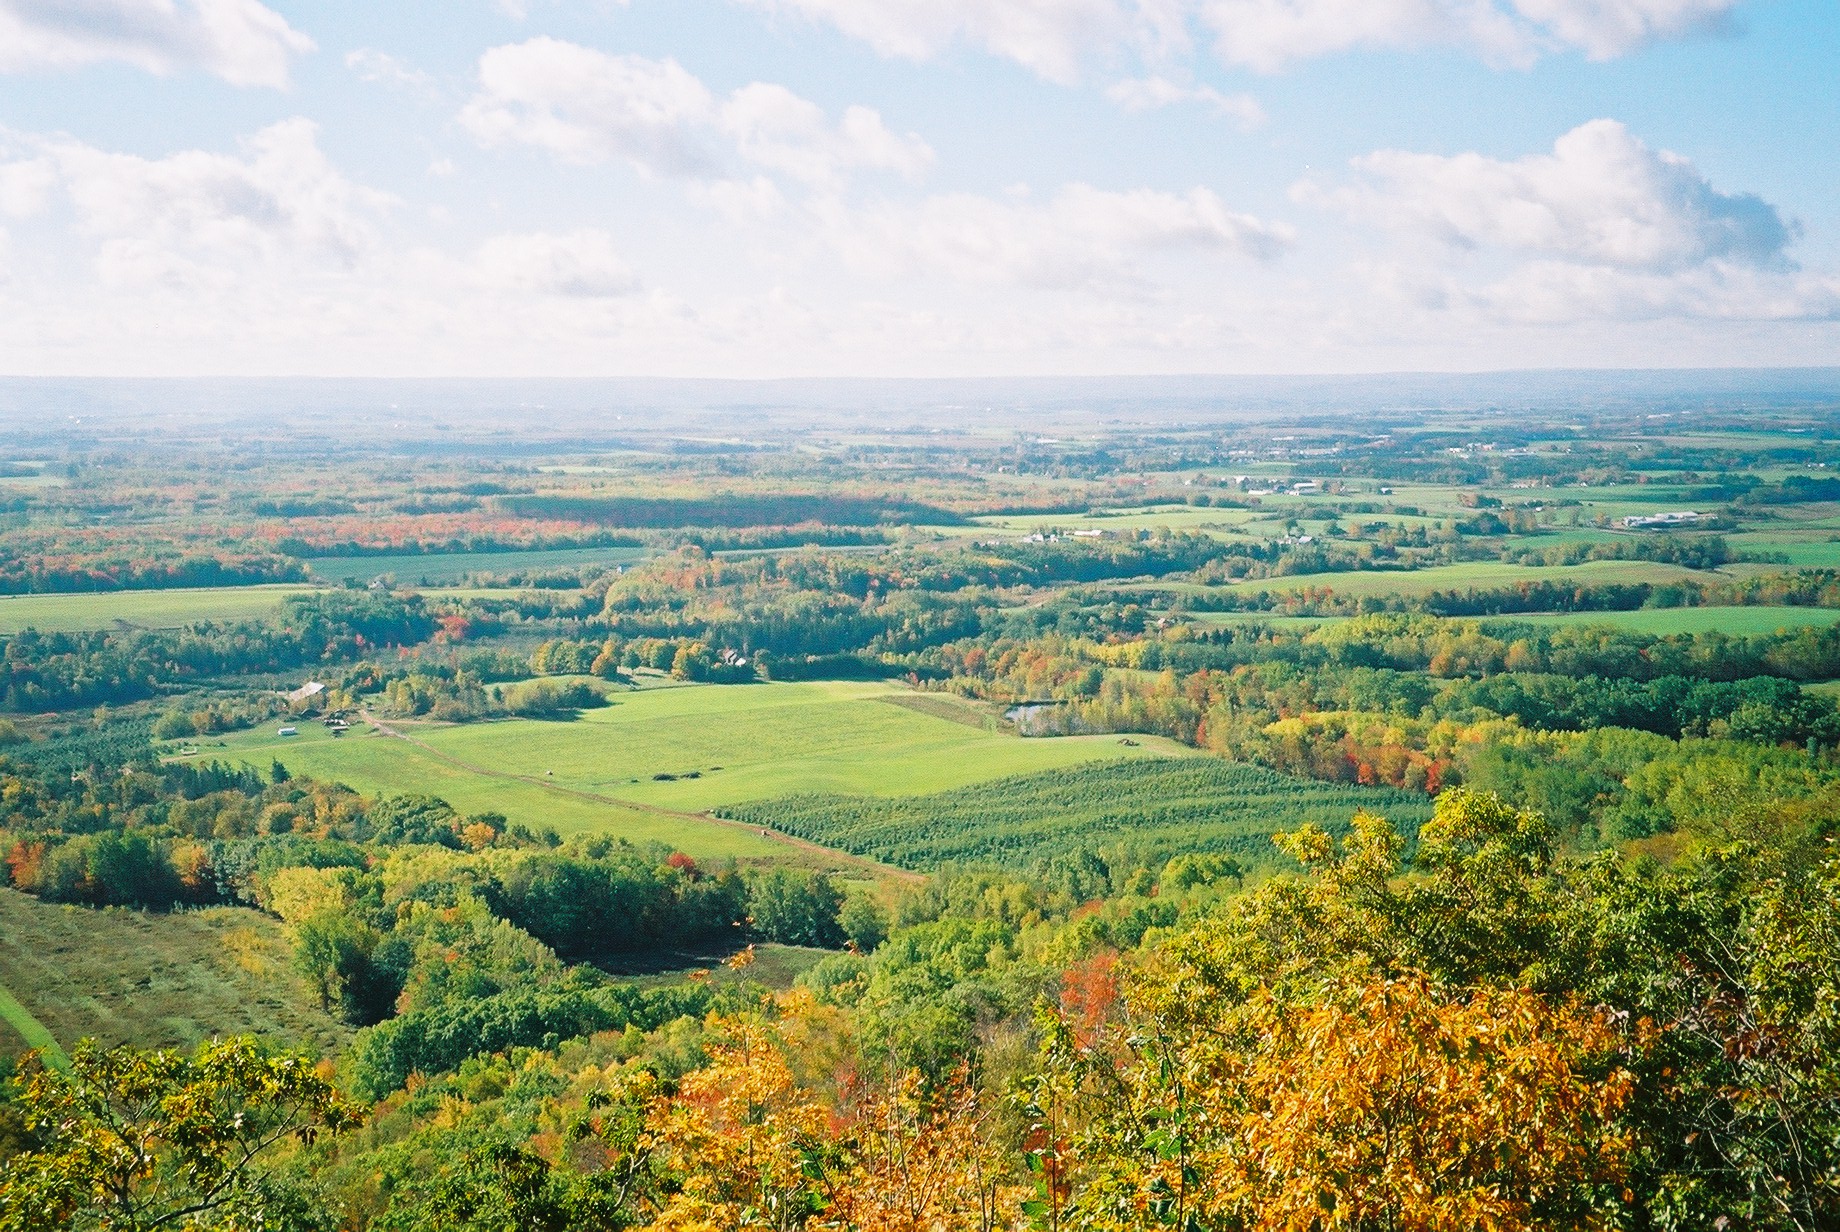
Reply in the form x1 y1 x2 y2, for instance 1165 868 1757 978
1028 790 1644 1232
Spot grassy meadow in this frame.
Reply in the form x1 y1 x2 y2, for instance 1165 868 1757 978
0 889 349 1058
1482 606 1840 636
205 681 1193 862
303 545 649 585
0 584 318 634
1185 558 1727 599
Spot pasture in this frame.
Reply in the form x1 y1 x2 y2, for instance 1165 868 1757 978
0 889 350 1058
1202 558 1728 600
302 545 649 585
719 757 1433 872
207 721 790 861
1482 606 1840 636
1725 533 1840 569
966 504 1262 537
0 977 62 1064
209 681 1192 862
0 584 318 634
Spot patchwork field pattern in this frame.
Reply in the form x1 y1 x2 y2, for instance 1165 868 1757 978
211 681 1196 865
719 758 1434 871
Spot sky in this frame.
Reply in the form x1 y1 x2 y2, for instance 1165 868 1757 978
0 0 1835 379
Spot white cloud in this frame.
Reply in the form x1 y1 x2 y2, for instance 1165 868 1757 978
1195 0 1739 71
1304 120 1834 325
458 38 930 187
829 183 1292 290
3 119 394 288
1311 119 1795 272
743 0 1737 79
0 0 314 88
345 47 435 96
1105 76 1264 127
1509 0 1739 60
460 39 721 174
738 0 1157 85
0 155 56 217
723 83 933 185
473 229 639 297
1475 260 1840 324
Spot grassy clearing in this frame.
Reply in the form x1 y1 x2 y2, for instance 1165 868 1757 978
0 584 318 634
970 505 1262 536
0 978 64 1064
302 545 649 585
0 889 350 1058
1185 559 1727 600
210 682 1192 860
1482 606 1840 636
1726 534 1840 568
1183 612 1342 630
207 721 787 861
720 758 1432 872
614 943 833 992
415 681 1193 811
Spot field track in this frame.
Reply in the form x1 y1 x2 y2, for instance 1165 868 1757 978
359 710 923 883
0 978 65 1066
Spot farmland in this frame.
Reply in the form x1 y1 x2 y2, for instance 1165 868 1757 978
720 757 1432 871
303 544 649 585
1483 605 1840 636
1205 558 1727 599
207 681 1191 863
0 583 317 633
9 386 1840 1230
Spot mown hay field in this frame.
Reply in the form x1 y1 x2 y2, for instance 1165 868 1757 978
1483 605 1840 636
209 681 1193 860
0 584 318 634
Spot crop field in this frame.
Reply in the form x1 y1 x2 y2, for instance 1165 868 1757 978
1205 558 1727 599
0 889 350 1058
207 722 789 861
967 504 1263 537
0 584 319 633
1726 533 1840 568
719 758 1433 871
209 681 1192 861
1483 606 1840 636
302 545 650 585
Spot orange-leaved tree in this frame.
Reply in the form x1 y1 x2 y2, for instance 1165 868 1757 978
638 1016 1021 1232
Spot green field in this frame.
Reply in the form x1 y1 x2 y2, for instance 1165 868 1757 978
1725 533 1840 568
209 681 1193 863
1187 559 1727 600
0 977 64 1064
1482 605 1840 636
961 504 1263 538
719 758 1432 871
1185 612 1342 630
303 545 650 585
0 889 349 1058
0 584 318 634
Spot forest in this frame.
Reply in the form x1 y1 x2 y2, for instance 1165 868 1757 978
3 400 1840 1230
